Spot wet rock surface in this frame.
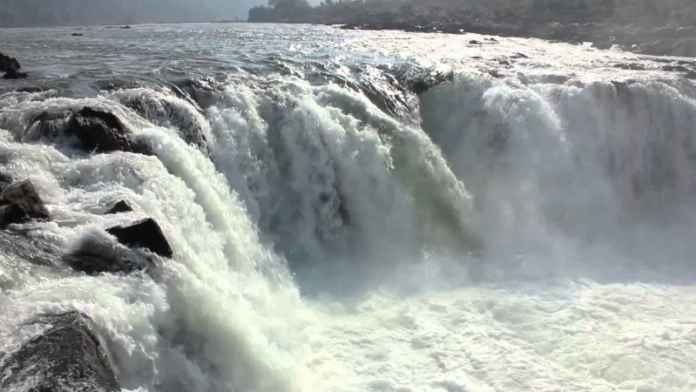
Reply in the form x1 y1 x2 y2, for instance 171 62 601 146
0 311 120 392
0 229 62 266
65 236 153 275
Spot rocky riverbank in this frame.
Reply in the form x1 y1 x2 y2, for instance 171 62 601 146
341 20 696 58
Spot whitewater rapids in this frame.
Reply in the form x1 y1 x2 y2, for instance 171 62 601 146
1 23 696 391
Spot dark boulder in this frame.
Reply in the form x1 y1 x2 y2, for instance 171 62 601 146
0 171 12 191
25 107 152 155
0 311 120 392
67 107 151 154
107 218 173 258
0 52 21 73
0 52 26 79
0 180 50 227
0 204 30 227
409 71 454 95
2 70 28 79
106 200 133 214
171 77 221 109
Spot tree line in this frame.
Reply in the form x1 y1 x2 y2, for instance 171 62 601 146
248 0 696 27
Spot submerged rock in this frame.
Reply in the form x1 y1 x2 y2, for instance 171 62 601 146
105 200 133 214
1 180 50 219
172 77 221 109
0 204 30 227
107 218 173 258
0 180 49 226
25 107 152 155
65 232 152 275
0 171 13 190
0 311 120 392
0 230 61 266
117 91 209 150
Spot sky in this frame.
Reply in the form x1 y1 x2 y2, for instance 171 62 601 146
0 0 278 26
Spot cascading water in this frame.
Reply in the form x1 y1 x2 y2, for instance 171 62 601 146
1 23 696 392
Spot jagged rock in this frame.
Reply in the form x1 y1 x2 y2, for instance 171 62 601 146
0 180 50 226
107 218 173 258
106 200 133 214
172 78 221 109
0 311 120 392
25 107 152 155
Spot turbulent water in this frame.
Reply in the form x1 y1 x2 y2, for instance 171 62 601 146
1 23 696 392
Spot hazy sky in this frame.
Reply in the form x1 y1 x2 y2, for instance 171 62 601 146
0 0 287 26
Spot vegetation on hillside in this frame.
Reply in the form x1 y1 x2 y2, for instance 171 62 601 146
248 0 696 56
249 0 696 27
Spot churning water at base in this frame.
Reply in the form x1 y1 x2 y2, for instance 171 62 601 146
1 23 696 391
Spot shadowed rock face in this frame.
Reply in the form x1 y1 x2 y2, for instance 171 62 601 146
0 312 120 392
107 218 173 258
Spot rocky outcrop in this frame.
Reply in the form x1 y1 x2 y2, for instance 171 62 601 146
0 52 27 79
172 77 221 109
105 200 133 214
25 107 152 155
0 180 50 227
107 218 173 258
0 311 120 392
